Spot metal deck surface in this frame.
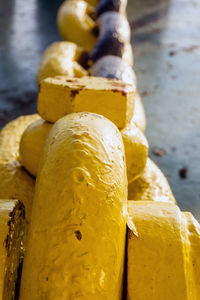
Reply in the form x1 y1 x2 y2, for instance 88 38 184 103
0 0 200 219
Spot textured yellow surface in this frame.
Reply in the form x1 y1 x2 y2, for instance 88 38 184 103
0 200 25 300
19 119 52 177
37 41 87 83
121 121 148 183
20 112 127 300
133 93 146 132
3 201 25 300
57 0 96 52
0 200 15 298
38 76 135 128
19 115 147 181
184 212 200 299
128 158 176 204
127 201 200 300
0 115 38 219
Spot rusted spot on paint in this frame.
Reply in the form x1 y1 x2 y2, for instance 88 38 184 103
110 81 127 89
121 90 126 96
75 231 82 241
70 90 79 98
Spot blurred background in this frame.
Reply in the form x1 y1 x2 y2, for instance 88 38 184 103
0 0 200 219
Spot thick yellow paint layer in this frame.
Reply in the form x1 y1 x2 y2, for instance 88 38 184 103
20 112 127 300
128 158 176 204
127 201 200 300
0 200 14 299
19 114 147 181
0 200 25 300
184 212 200 299
0 115 38 218
19 119 52 177
57 0 96 52
121 121 148 183
37 41 87 83
38 76 135 128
